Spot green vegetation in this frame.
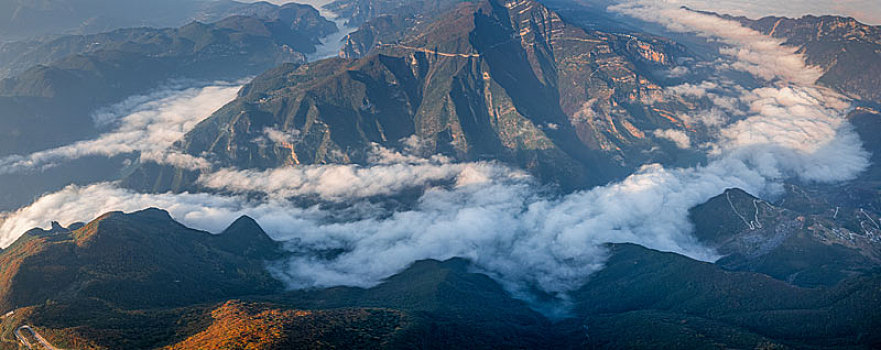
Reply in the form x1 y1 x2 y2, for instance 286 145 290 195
0 208 285 313
690 188 881 287
2 230 879 348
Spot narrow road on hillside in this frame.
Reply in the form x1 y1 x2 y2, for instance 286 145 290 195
378 43 482 58
14 326 63 350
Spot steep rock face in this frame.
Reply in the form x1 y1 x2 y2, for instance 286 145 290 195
0 209 284 313
341 0 697 163
150 0 699 191
689 188 881 286
334 0 472 59
735 15 881 105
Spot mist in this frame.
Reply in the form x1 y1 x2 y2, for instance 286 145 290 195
0 1 871 316
0 82 241 175
236 0 357 60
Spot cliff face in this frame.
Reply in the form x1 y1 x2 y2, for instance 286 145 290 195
736 15 881 104
152 0 698 191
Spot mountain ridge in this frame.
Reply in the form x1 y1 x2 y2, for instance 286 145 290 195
2 185 880 348
124 0 705 193
0 208 284 314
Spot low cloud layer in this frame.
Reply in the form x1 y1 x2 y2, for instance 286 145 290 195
653 129 692 149
0 4 872 316
0 83 241 174
199 154 526 201
236 0 356 60
611 1 825 85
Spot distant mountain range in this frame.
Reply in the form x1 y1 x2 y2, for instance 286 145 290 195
0 2 337 79
732 14 881 106
1 1 880 349
0 0 303 41
0 2 341 212
0 2 335 158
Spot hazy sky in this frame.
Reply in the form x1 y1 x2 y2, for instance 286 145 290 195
621 0 881 24
240 0 881 25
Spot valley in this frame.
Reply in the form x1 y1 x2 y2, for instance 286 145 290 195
0 0 879 348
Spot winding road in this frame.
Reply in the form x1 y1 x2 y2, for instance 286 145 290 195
14 326 63 350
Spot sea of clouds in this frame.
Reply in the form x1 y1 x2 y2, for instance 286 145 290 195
0 1 871 315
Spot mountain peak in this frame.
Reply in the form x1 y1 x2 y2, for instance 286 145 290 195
89 208 176 225
689 188 763 245
50 221 64 232
0 208 285 313
222 215 266 237
130 207 175 221
218 215 281 258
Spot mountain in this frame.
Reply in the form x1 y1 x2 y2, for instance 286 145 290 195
0 210 879 348
124 0 706 193
325 0 468 28
0 210 557 349
2 2 880 349
0 0 303 42
729 14 881 106
690 188 881 287
0 208 284 314
328 0 469 57
0 0 194 40
0 2 337 79
572 243 881 348
850 109 881 182
719 14 881 206
0 3 336 159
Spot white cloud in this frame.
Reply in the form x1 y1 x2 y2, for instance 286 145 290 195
0 2 872 316
666 81 718 98
240 0 358 61
199 156 526 201
261 127 300 146
666 66 689 77
718 86 848 154
0 115 862 311
0 83 240 174
611 2 825 85
613 2 869 185
654 129 692 149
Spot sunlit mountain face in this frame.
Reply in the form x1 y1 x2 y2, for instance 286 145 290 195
0 0 879 349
